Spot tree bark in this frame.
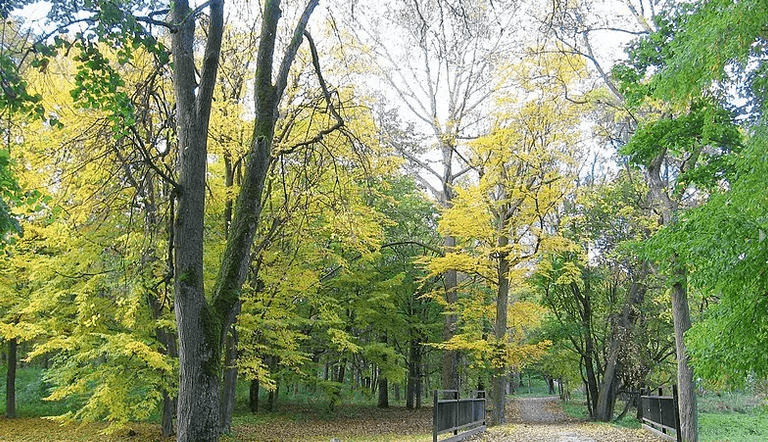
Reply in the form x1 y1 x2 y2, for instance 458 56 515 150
673 264 698 442
377 376 389 408
249 379 259 413
491 235 510 426
442 239 461 391
171 0 224 440
158 327 178 437
647 150 698 442
5 338 17 418
170 1 319 440
407 337 421 409
220 326 238 433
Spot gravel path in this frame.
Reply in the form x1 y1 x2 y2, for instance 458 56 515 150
514 397 573 424
466 397 661 442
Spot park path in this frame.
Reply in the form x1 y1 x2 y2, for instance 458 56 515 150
466 396 661 442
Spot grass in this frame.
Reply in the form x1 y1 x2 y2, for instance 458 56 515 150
559 387 768 441
698 390 768 442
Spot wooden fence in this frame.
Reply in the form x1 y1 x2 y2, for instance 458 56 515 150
432 390 486 442
639 385 681 442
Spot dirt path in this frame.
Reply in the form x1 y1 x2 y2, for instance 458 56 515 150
466 397 661 442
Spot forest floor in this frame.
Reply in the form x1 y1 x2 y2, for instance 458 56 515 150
465 397 662 442
0 397 660 442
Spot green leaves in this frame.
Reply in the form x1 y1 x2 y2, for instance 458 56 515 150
620 101 742 190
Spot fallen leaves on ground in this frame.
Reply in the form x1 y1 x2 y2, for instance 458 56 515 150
467 423 661 442
228 405 433 441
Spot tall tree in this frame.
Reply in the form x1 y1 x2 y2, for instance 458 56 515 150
632 0 768 396
426 50 582 424
343 0 520 390
4 0 330 440
612 11 743 437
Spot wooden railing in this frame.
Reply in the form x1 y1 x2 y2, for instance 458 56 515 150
432 390 486 442
639 385 681 442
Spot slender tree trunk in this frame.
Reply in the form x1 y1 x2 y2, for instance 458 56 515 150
267 388 275 411
5 338 17 418
406 339 418 409
220 326 238 433
492 239 510 426
442 237 460 391
576 279 599 419
596 274 646 422
157 327 178 437
337 359 347 384
673 265 698 442
647 151 698 442
583 353 599 419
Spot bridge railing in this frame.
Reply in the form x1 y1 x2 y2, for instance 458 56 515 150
639 385 681 442
432 390 486 442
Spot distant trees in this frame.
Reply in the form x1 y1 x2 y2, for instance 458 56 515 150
343 0 521 392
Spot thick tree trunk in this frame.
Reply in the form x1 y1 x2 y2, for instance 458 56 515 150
5 338 17 418
249 379 259 413
170 1 319 440
595 344 618 421
547 377 556 395
377 376 389 408
171 0 224 440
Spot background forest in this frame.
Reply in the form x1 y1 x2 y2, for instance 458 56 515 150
1 1 767 442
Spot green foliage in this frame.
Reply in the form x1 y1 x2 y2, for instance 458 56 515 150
646 129 768 387
620 101 742 187
0 150 22 238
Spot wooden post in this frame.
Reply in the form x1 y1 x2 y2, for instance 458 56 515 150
673 385 682 442
659 387 666 436
453 390 459 436
433 390 439 442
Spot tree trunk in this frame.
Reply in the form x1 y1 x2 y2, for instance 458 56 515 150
491 237 510 426
406 339 418 409
337 359 347 384
442 237 460 391
267 388 276 412
5 338 17 418
158 327 178 437
583 353 599 419
647 151 698 442
170 1 319 440
596 274 647 422
171 0 225 440
220 326 238 433
673 266 698 442
249 379 259 413
377 376 389 408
